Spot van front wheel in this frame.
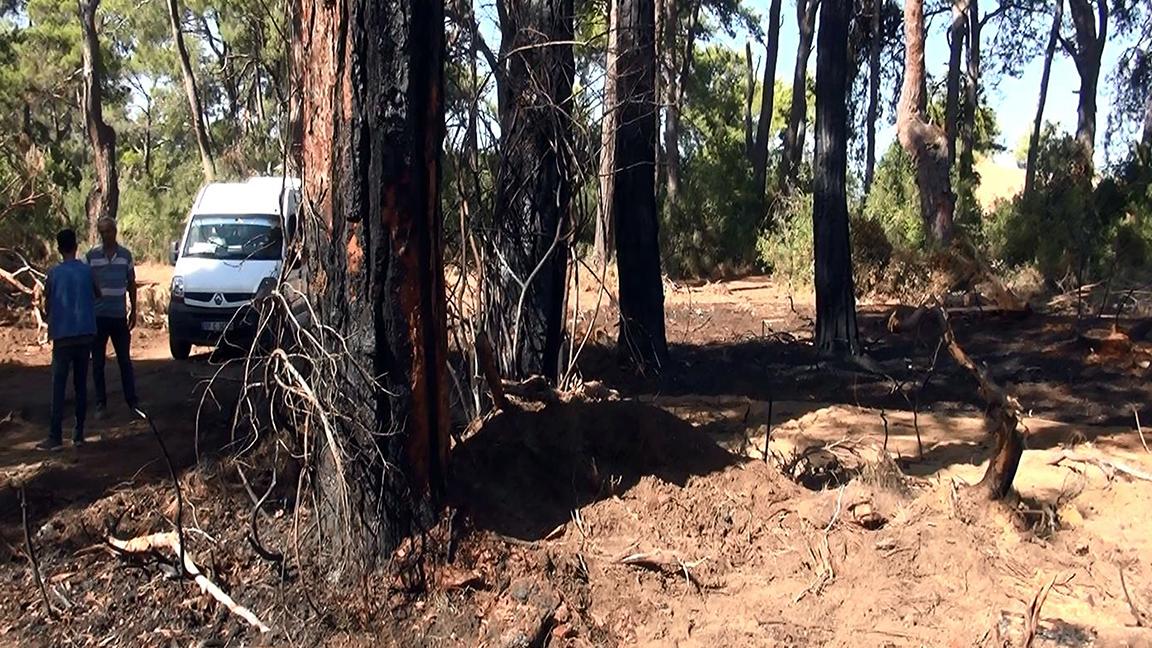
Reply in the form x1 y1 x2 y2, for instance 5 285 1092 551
169 337 192 360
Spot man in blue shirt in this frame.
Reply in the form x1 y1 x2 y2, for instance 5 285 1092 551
86 217 139 415
38 229 98 451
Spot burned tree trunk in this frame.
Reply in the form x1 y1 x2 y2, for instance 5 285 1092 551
614 0 668 372
1064 0 1108 165
812 0 859 357
751 0 783 217
863 0 881 195
897 0 955 245
596 0 620 264
166 0 216 182
779 0 820 192
660 0 681 210
959 0 980 182
944 0 969 166
295 0 449 568
1025 0 1063 196
79 0 118 238
486 0 575 381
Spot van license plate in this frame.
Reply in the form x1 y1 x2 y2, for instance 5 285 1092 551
202 321 227 332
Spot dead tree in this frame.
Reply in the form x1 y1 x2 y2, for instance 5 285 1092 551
614 0 668 372
863 0 881 194
1025 0 1063 196
295 0 449 569
485 0 575 382
750 0 784 219
779 0 820 192
596 0 620 264
898 0 955 245
944 0 970 167
79 0 118 237
1063 0 1108 165
812 0 860 357
166 0 216 182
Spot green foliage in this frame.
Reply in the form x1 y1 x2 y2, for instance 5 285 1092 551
1 0 289 260
862 143 924 250
983 130 1152 281
663 45 757 278
755 192 813 287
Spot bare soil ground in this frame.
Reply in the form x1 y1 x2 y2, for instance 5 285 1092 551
0 271 1150 647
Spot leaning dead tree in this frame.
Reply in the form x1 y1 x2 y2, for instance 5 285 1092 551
166 0 216 182
613 0 669 372
485 0 575 382
79 0 119 236
295 0 449 570
898 0 955 245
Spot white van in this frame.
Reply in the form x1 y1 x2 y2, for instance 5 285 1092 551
167 176 300 359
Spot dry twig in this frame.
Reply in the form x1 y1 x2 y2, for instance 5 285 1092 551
1022 575 1057 648
20 487 55 620
109 532 271 633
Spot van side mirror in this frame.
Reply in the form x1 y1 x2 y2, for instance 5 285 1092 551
169 240 179 265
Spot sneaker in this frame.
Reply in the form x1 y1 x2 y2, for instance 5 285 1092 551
72 439 87 449
35 439 63 452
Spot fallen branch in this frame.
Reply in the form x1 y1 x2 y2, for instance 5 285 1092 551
617 550 707 592
1022 575 1057 648
108 532 271 633
1136 406 1149 455
1120 568 1147 627
20 487 55 620
474 331 514 412
1047 450 1152 483
931 306 1025 499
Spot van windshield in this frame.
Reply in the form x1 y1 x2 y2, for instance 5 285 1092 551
182 215 282 261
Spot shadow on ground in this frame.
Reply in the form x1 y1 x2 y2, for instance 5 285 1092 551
449 401 742 541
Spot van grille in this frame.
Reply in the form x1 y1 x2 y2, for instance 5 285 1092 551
185 292 254 303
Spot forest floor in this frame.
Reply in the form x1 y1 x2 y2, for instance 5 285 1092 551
0 267 1150 647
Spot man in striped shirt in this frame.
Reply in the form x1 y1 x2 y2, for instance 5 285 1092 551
86 217 139 415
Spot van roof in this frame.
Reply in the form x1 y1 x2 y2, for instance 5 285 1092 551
194 181 289 216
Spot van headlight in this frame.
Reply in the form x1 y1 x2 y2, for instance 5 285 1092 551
171 276 185 299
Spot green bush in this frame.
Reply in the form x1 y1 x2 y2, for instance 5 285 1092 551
863 143 925 251
756 192 814 287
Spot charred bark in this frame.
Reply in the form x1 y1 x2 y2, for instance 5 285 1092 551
661 0 681 209
614 0 668 372
751 0 783 217
1025 0 1063 196
959 0 980 181
944 0 969 166
79 0 118 238
897 0 955 245
167 0 216 182
1064 0 1108 164
863 0 881 194
295 0 449 569
596 0 620 264
487 0 575 382
779 0 820 192
812 0 860 357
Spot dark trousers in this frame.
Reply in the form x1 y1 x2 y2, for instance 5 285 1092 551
50 344 90 443
93 316 138 407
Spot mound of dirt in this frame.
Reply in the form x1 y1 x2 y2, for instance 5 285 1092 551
450 401 741 541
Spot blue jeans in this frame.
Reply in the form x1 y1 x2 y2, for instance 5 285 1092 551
93 316 138 407
50 343 90 443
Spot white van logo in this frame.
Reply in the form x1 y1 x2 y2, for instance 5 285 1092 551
213 293 224 305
